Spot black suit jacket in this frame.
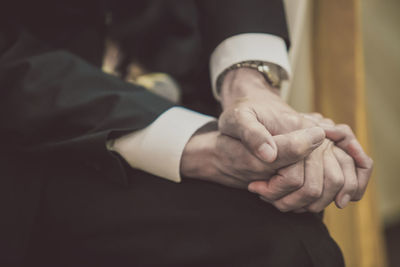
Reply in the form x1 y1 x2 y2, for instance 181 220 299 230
0 0 289 265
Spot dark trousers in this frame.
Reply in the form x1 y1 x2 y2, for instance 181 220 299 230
24 164 345 267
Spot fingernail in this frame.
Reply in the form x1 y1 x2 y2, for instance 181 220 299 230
306 127 325 145
258 143 275 162
339 194 351 208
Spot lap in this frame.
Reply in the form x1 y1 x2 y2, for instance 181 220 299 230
26 167 344 267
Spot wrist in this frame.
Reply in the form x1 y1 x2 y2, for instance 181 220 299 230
220 68 280 109
180 122 218 180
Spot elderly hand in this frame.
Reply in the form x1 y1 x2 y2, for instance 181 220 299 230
249 138 360 213
180 122 325 190
302 113 373 202
217 68 372 212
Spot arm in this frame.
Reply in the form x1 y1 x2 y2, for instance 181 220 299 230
0 27 176 185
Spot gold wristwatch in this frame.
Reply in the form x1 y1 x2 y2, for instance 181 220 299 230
215 61 283 97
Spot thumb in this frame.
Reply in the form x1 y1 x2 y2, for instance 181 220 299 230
219 108 277 163
272 127 325 169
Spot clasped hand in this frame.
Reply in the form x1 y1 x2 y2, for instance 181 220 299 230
181 68 373 213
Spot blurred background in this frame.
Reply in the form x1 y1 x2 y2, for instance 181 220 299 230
363 0 400 266
284 0 400 266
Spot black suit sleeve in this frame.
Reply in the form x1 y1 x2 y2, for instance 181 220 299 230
195 0 290 55
0 28 175 185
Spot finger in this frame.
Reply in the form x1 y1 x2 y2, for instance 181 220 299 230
321 124 370 167
320 124 373 200
271 126 325 169
353 157 373 200
248 161 304 201
272 144 325 212
306 143 345 213
332 147 358 208
346 139 373 169
322 124 355 143
345 138 373 200
248 126 325 200
219 107 277 163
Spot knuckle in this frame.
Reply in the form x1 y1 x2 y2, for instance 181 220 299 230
304 186 323 200
288 137 307 156
274 200 291 212
231 107 244 123
330 173 345 188
234 106 250 120
283 113 303 130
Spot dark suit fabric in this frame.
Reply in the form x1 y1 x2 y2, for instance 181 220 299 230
0 1 344 266
24 165 343 267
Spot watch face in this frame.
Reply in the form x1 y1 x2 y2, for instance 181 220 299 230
259 64 270 72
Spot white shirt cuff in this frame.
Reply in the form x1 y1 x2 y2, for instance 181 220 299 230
107 107 216 183
210 33 292 100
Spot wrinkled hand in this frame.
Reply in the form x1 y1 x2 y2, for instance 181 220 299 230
218 68 372 212
303 113 373 201
249 138 360 212
180 122 325 190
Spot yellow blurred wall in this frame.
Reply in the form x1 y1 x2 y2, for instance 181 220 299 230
362 0 400 226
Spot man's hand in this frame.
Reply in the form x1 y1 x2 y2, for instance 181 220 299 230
303 113 374 201
180 122 325 189
248 139 359 213
217 67 372 212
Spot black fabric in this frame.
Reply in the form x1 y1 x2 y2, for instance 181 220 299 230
195 0 290 55
24 166 343 267
0 1 343 266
